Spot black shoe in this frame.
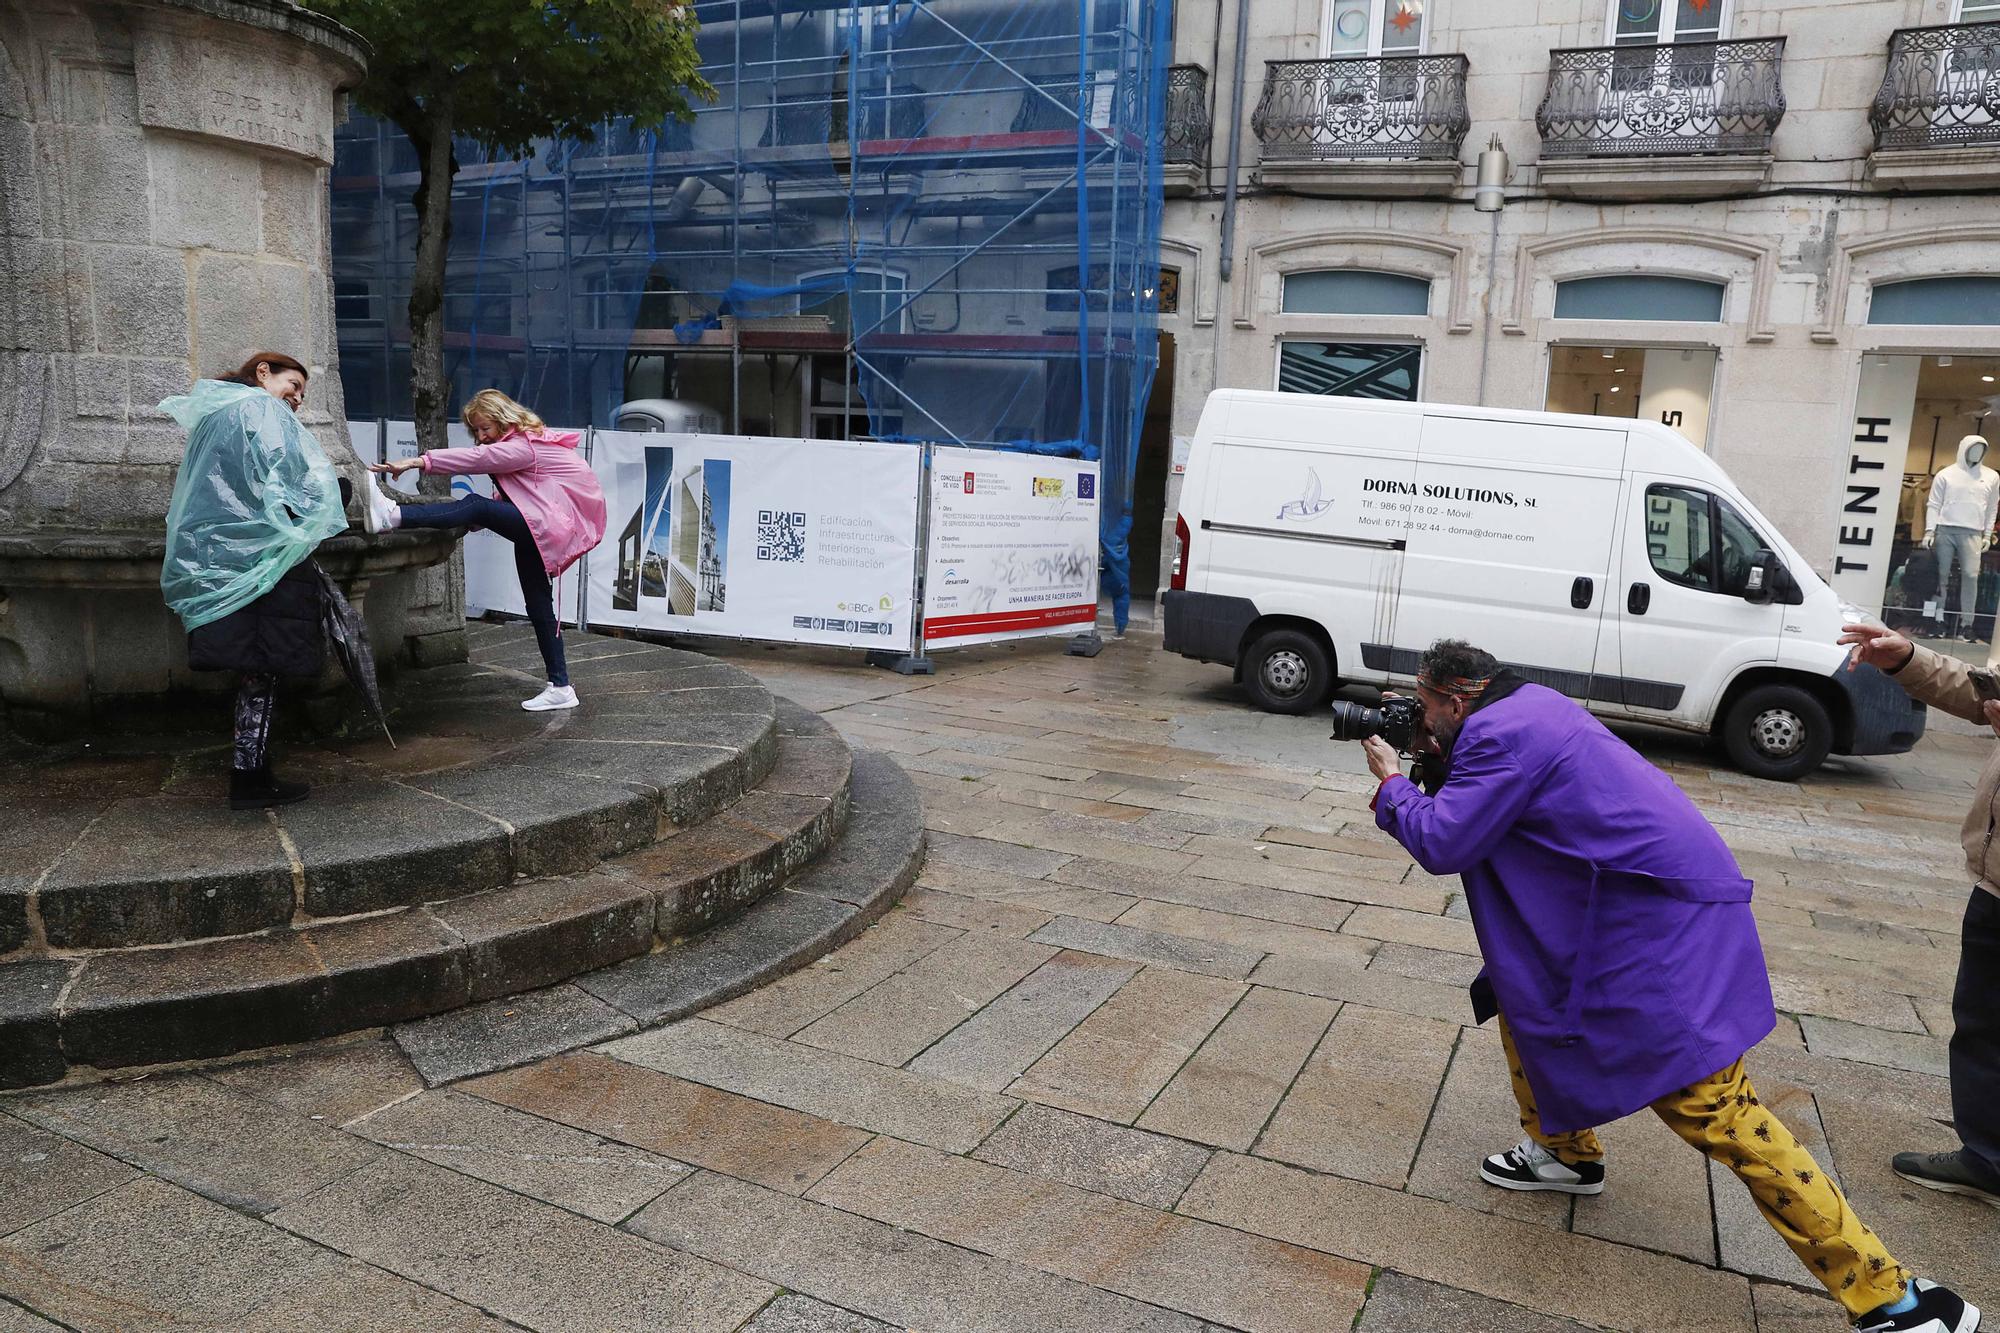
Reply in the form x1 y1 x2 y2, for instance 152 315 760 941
1893 1149 2000 1208
1853 1279 1980 1333
1478 1137 1605 1195
229 766 311 811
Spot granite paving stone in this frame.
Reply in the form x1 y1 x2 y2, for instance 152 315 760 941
9 1074 381 1216
1799 1014 1951 1076
705 914 963 1038
1008 967 1245 1123
1027 915 1265 980
1404 1026 1571 1230
1354 1272 1597 1333
464 1052 872 1194
895 886 1055 937
1368 940 1484 987
1186 856 1449 914
808 1136 1372 1333
1751 1280 1849 1332
1573 1104 1717 1266
1114 898 1376 965
270 1154 773 1333
971 1103 1212 1209
908 950 1141 1091
206 1035 427 1126
792 933 1058 1066
1256 1002 1458 1188
629 1169 1206 1333
0 1112 137 1237
601 1017 1017 1151
350 1089 689 1223
394 981 637 1086
1084 864 1365 933
1180 1152 1755 1333
1250 951 1472 1026
741 1293 898 1333
924 830 1073 878
0 1300 64 1332
925 860 1137 921
1136 984 1339 1151
0 1176 512 1333
1340 904 1481 954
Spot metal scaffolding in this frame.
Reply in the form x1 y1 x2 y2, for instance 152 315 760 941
330 0 1168 623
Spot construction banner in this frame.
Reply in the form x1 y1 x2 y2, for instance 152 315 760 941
924 446 1101 647
583 431 923 650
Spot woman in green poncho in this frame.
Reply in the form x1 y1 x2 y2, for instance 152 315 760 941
161 352 347 810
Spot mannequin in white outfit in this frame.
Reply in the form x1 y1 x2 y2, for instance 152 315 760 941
1923 434 2000 639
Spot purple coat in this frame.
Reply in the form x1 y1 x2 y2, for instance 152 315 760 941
1375 681 1774 1132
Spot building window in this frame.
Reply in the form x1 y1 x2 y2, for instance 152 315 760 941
1608 0 1727 45
1282 269 1431 317
1323 0 1424 57
1277 340 1422 399
1546 345 1719 448
1553 274 1725 322
1868 277 2000 326
1156 267 1180 316
797 268 909 337
1961 1 2000 20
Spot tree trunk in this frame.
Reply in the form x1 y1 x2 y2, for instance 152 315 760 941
406 101 457 464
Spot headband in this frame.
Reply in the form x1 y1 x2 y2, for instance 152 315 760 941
1417 670 1492 699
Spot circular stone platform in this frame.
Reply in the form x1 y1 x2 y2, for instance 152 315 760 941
0 622 923 1089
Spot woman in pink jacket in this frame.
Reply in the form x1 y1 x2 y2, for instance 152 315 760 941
362 389 607 711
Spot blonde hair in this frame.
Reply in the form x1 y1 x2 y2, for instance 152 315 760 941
461 388 546 436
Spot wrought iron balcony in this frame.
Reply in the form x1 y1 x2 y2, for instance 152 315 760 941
1165 64 1211 169
1871 22 2000 151
1251 54 1470 161
1536 38 1786 158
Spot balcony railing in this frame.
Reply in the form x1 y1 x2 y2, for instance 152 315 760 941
1251 54 1470 161
1165 64 1211 169
1871 21 2000 150
1537 38 1786 158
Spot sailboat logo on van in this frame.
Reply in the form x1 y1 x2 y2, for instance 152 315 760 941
1276 468 1334 522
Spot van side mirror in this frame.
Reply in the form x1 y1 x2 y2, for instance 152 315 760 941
1743 549 1780 606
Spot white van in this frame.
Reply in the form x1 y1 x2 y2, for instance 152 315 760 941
1163 390 1926 781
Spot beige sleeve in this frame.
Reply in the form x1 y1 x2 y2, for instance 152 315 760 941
1890 643 1988 725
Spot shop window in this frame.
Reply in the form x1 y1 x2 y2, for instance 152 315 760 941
1545 345 1719 448
1868 277 2000 326
1282 270 1431 317
1277 340 1421 400
1553 275 1725 322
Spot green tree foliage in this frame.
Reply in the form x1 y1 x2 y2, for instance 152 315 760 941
316 0 712 450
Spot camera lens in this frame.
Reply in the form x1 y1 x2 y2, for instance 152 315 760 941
1329 700 1384 742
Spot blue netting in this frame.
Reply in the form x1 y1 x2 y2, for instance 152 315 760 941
330 0 1166 629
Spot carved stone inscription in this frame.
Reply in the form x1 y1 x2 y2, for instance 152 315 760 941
135 29 337 165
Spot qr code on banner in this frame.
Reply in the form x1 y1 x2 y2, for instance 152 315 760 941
757 510 806 563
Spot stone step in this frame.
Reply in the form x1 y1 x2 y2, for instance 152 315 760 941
11 630 779 952
0 711 891 1089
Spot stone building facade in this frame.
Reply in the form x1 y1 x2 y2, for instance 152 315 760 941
1157 0 2000 634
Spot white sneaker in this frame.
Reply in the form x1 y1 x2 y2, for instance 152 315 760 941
361 475 402 534
522 683 579 712
1479 1137 1606 1195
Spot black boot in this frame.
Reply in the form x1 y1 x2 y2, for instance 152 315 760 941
229 765 311 811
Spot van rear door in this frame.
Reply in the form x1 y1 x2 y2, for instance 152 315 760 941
1381 414 1627 693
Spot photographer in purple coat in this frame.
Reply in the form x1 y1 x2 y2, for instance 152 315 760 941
1362 640 1977 1333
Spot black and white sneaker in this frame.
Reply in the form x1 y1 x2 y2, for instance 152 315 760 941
1852 1279 1980 1333
1479 1137 1605 1195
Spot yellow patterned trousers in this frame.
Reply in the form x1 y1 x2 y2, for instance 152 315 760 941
1498 1018 1907 1317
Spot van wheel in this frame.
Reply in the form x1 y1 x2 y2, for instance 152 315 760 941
1241 629 1333 715
1721 685 1831 782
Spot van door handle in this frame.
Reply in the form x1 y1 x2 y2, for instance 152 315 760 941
1628 582 1651 615
1571 577 1593 609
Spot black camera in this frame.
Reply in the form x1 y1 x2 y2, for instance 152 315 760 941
1329 694 1422 752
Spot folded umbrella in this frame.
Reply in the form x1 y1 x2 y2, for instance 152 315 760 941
311 563 395 748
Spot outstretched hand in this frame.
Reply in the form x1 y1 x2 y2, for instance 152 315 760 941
368 459 421 477
1836 623 1915 674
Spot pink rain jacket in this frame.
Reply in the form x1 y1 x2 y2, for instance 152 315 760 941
418 428 607 577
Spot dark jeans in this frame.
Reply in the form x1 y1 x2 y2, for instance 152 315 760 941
399 494 568 687
1955 886 2000 1177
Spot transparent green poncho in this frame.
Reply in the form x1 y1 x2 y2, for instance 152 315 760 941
159 380 347 632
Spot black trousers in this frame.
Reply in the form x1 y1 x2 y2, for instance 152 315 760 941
398 494 567 686
1954 887 2000 1176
